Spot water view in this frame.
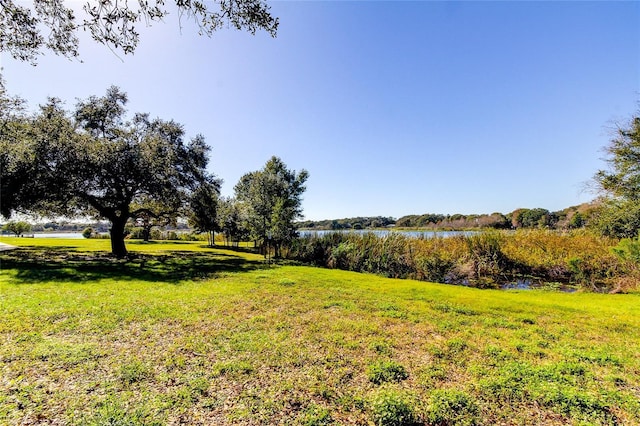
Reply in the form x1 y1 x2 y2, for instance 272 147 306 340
299 229 475 238
32 233 85 239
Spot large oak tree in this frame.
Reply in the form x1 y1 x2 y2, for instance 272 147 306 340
1 86 213 257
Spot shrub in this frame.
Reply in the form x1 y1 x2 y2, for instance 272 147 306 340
369 389 418 426
367 361 409 385
82 227 94 239
611 234 640 266
539 386 617 424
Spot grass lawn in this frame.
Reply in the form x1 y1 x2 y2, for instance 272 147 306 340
1 237 639 425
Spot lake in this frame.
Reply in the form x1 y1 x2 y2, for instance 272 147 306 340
32 232 85 239
298 229 475 238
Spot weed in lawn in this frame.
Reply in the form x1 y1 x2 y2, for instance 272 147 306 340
367 360 409 385
369 339 393 356
212 361 254 377
279 278 296 286
119 361 152 385
76 399 162 426
300 404 334 426
425 389 480 426
369 388 419 426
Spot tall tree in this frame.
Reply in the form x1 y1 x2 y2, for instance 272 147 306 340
592 114 640 238
595 115 640 201
1 0 278 64
0 78 32 218
234 156 308 258
1 86 212 257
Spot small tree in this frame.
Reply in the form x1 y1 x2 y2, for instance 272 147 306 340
188 179 222 247
2 220 31 236
234 156 308 258
217 196 248 247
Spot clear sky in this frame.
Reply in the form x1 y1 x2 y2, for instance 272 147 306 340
2 1 639 221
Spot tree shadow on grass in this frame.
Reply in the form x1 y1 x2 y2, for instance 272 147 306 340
0 246 268 285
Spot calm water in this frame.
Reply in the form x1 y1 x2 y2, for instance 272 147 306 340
299 229 475 238
32 232 85 239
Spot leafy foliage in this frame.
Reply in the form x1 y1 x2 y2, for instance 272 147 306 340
235 156 308 257
0 0 278 64
1 86 212 257
188 178 222 246
425 389 480 426
369 389 418 426
216 196 249 246
595 115 640 201
1 220 31 236
591 114 640 238
367 360 409 385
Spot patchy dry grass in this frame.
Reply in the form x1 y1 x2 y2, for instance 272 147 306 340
1 238 639 425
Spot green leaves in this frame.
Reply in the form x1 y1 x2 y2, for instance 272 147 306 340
234 156 309 257
2 86 211 257
1 0 278 63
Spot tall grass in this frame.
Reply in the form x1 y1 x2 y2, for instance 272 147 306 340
289 230 631 291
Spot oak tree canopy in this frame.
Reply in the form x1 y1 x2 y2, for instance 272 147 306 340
0 0 278 64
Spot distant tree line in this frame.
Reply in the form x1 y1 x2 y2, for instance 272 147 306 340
297 216 395 231
396 205 594 231
298 205 595 232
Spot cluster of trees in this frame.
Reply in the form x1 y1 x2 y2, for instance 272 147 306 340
394 113 640 237
297 216 395 230
396 212 509 229
190 156 309 258
1 84 308 258
303 207 592 231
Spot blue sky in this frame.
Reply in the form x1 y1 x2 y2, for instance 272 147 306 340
2 1 639 221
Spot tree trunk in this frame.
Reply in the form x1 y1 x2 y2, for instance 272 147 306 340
110 218 128 258
142 226 150 242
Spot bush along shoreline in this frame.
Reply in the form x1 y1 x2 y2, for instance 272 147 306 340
288 230 636 292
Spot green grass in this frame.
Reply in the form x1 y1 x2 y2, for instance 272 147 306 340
1 237 639 425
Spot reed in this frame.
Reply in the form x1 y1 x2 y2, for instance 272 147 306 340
289 230 632 291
